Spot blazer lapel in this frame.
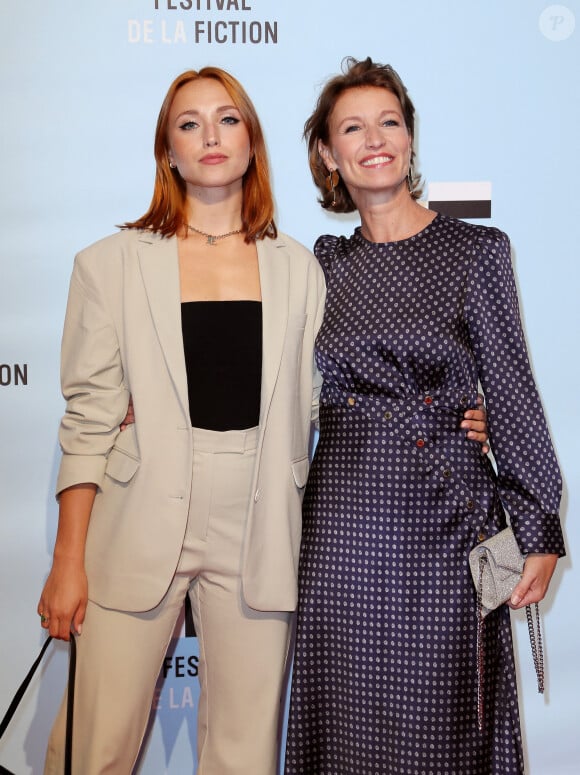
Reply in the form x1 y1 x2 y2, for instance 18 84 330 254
258 237 290 422
137 232 289 426
137 232 189 417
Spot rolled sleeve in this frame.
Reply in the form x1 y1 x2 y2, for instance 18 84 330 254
56 254 129 496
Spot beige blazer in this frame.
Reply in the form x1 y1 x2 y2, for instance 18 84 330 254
56 228 325 613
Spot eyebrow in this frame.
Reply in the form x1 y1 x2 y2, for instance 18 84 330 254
337 109 401 124
175 104 241 120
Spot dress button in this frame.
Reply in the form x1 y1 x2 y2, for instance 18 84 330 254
460 395 468 407
383 410 393 420
347 397 356 406
443 469 452 478
466 499 475 510
424 395 433 405
478 532 486 542
416 439 425 448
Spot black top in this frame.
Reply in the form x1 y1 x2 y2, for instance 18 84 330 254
181 300 262 431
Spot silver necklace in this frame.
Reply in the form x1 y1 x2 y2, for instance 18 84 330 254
187 224 243 246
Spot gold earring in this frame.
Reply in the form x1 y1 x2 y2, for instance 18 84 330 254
325 169 339 207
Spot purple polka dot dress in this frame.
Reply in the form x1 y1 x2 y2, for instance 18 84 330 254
284 214 565 775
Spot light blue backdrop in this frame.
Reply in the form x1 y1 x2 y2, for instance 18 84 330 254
1 1 578 772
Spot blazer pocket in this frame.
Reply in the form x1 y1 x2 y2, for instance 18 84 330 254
105 447 140 483
291 456 310 488
105 427 141 483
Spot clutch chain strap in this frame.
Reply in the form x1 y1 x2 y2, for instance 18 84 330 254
476 553 545 733
526 602 544 694
476 554 487 732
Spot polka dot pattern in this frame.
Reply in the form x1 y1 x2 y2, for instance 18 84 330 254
284 215 564 775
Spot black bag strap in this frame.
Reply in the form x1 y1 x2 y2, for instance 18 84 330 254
0 636 54 739
64 634 76 775
0 634 76 774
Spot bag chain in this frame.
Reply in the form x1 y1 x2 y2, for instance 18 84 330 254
475 553 544 733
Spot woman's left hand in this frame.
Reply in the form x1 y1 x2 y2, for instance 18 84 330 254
461 394 489 454
509 554 559 609
120 397 135 431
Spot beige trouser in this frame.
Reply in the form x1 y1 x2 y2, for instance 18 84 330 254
44 426 292 775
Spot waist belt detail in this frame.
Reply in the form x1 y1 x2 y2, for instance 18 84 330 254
320 385 479 425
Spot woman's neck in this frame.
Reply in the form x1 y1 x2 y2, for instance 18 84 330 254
358 193 435 244
185 187 244 235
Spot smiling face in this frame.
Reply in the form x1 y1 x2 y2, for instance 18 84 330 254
166 77 252 197
319 86 413 206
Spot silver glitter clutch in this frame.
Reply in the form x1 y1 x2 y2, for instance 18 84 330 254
469 526 523 616
469 527 544 731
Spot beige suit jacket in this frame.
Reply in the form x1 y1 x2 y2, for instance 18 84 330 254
56 228 325 613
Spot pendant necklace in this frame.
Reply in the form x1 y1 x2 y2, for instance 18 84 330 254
187 224 243 246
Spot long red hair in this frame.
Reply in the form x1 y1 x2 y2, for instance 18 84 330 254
125 67 277 242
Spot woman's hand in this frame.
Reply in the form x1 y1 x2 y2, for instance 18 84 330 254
37 483 96 640
461 394 489 454
120 396 135 431
38 560 88 641
509 553 559 609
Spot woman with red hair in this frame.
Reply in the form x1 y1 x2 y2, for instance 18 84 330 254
38 67 326 775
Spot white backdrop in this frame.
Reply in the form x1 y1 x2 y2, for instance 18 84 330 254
1 1 578 773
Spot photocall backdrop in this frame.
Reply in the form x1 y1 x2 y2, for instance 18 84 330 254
1 1 578 772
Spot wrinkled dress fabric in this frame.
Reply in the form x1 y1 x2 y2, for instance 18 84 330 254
284 214 564 775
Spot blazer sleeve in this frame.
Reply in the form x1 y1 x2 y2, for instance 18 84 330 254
56 251 130 495
310 265 326 426
465 228 565 556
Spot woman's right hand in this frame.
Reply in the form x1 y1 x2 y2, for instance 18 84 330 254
38 560 88 640
38 482 96 640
